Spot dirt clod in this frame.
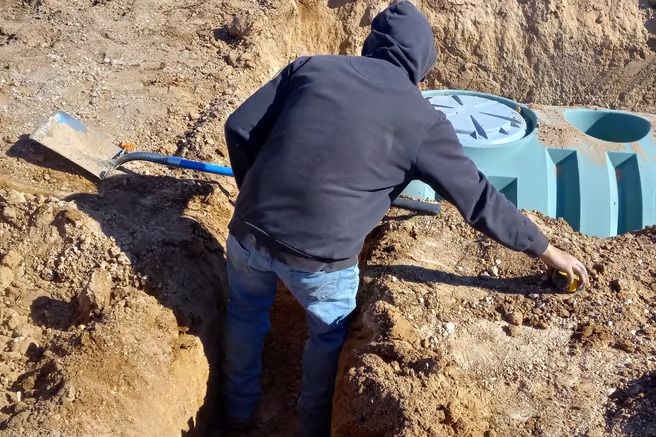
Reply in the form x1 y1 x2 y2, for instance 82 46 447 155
0 266 14 292
2 206 17 221
228 14 254 39
75 270 113 323
1 250 22 269
506 311 524 326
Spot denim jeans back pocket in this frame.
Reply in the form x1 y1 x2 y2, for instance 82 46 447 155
227 234 251 273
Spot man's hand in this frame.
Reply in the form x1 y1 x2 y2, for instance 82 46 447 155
540 244 589 289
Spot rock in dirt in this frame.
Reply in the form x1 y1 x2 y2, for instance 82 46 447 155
0 265 14 291
2 206 17 221
228 14 254 39
444 400 463 425
5 309 23 331
506 311 524 326
226 51 239 67
11 336 38 356
75 270 113 323
13 323 35 339
4 190 26 204
1 249 22 269
60 208 85 225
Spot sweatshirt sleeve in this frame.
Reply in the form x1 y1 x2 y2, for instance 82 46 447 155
224 57 309 187
412 113 549 257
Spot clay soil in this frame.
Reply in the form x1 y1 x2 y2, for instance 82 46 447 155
0 0 655 436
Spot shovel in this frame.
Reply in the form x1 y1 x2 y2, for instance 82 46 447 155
29 112 440 215
29 111 233 180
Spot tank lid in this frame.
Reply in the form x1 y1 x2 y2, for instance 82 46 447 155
426 94 527 147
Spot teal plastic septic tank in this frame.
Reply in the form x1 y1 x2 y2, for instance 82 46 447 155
404 89 551 218
554 108 655 237
403 89 656 238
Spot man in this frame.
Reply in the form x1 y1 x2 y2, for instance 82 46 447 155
222 1 588 434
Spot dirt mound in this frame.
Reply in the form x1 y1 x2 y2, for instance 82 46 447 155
0 176 233 435
333 205 656 436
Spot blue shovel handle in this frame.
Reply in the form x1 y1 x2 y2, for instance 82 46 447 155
110 151 234 177
109 152 438 215
165 156 234 176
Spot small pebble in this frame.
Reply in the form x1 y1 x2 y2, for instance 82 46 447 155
0 266 14 291
507 312 524 326
2 206 17 220
1 250 23 269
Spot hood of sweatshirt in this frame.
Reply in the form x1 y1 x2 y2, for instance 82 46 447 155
361 1 438 85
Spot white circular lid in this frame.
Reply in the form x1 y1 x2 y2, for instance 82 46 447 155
426 94 527 146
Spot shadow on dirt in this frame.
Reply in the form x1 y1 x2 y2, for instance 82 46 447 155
363 264 547 296
66 173 229 436
606 370 656 436
213 26 238 45
30 296 76 331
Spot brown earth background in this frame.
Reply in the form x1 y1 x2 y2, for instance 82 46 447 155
0 0 655 435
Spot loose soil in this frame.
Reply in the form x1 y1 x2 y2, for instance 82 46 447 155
333 206 656 436
0 0 655 435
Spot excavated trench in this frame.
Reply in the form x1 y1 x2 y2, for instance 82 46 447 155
205 1 656 434
1 0 655 435
213 0 656 434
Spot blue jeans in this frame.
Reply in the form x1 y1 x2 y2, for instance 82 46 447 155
222 233 359 435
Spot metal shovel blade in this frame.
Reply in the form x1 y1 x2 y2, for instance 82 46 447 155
29 112 124 179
